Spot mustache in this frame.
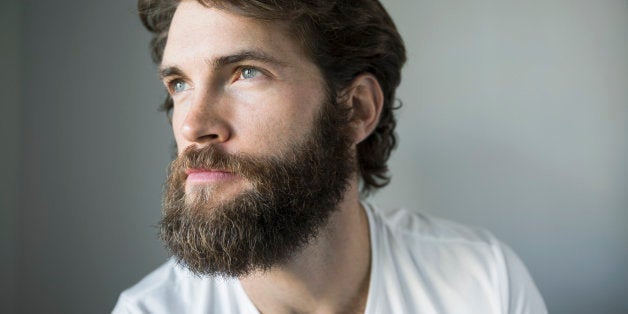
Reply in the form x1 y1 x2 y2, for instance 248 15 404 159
169 145 276 180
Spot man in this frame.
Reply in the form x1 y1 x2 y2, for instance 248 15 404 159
114 0 547 313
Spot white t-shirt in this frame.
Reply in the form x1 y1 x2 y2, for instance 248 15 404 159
113 203 547 313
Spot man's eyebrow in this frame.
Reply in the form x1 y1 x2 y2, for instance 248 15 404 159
159 66 185 80
159 50 288 79
211 50 288 69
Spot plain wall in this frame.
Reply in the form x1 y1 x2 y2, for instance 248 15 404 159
1 0 22 313
17 1 170 313
13 0 628 313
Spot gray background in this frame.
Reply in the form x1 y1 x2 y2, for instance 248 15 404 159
1 0 626 313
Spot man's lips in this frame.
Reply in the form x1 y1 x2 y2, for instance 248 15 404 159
185 169 236 183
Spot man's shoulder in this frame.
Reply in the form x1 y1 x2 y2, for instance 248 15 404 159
113 258 191 313
368 204 498 247
366 203 509 284
116 258 183 302
365 203 548 313
368 204 509 283
112 258 254 313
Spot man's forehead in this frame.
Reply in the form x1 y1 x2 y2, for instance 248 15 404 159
162 1 303 67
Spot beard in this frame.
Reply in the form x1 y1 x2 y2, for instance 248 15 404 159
159 99 356 278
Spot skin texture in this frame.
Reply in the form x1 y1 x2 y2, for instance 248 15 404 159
162 1 384 312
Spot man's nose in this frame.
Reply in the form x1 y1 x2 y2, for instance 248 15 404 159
180 92 231 145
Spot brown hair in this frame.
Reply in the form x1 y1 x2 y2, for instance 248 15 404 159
138 0 406 195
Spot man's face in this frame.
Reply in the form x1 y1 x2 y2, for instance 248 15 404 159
162 0 327 201
158 0 356 277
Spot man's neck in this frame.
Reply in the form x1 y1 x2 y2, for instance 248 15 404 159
239 182 372 314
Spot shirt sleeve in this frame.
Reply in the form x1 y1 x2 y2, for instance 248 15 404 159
111 294 139 314
497 241 548 314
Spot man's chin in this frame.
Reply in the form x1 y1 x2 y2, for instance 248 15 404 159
184 181 254 209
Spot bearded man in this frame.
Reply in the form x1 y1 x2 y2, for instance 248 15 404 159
113 0 547 313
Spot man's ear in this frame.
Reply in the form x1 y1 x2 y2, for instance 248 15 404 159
343 74 384 145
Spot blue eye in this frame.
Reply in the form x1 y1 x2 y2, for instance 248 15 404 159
171 80 188 93
240 67 260 80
